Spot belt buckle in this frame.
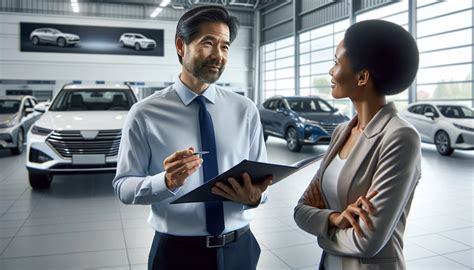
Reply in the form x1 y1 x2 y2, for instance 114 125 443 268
206 234 226 248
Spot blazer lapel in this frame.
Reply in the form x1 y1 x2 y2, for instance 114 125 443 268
318 117 356 184
337 103 399 207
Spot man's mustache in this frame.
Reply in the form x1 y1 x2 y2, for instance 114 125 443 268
202 60 223 69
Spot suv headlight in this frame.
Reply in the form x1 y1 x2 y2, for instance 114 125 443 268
31 125 53 136
0 118 18 128
453 123 474 132
298 116 320 126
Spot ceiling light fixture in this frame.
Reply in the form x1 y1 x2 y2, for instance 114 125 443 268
171 4 184 9
71 0 79 13
160 0 171 7
150 7 163 17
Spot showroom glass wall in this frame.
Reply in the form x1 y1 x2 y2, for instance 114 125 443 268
261 0 474 116
263 37 295 99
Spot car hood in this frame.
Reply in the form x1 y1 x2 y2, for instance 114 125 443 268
63 33 79 39
0 113 18 124
298 111 348 124
34 111 129 131
453 118 474 128
140 38 155 43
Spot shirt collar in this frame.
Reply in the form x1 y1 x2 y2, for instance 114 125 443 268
174 76 216 106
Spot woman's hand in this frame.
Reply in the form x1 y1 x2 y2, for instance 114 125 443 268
328 191 378 237
303 180 326 209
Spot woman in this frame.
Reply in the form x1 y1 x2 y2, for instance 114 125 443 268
294 20 421 270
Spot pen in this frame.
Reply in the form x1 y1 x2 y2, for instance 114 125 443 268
191 151 209 156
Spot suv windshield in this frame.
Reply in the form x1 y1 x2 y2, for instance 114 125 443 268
0 100 20 114
49 89 136 111
437 105 474 119
287 99 334 113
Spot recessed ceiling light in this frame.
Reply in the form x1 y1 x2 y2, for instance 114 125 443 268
150 7 163 17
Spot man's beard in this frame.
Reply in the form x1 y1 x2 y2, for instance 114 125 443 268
184 59 225 84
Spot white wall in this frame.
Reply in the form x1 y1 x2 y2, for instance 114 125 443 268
0 12 253 96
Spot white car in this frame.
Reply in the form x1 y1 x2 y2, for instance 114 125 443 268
119 33 156 50
400 102 474 156
30 28 80 47
0 95 42 155
26 84 138 189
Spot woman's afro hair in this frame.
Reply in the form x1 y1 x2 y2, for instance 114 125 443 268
344 20 419 95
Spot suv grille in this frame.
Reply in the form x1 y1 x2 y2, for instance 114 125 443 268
321 124 337 135
47 129 121 158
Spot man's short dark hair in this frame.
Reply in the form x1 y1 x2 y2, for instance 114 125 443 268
175 5 240 64
344 20 419 95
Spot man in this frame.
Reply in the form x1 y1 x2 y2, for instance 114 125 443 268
113 5 272 270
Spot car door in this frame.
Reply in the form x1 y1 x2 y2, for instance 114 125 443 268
259 99 276 134
271 99 289 136
44 29 55 43
28 97 42 126
21 98 36 131
405 104 429 141
417 104 438 141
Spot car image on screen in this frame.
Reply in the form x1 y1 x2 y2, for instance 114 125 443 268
29 28 80 47
119 33 157 50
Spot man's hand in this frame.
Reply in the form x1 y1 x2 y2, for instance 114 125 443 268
303 180 326 209
163 147 203 190
211 173 273 206
328 191 378 238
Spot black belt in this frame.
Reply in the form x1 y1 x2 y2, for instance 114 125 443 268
160 225 250 248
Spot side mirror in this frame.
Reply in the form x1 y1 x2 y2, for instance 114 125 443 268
276 107 285 113
34 104 47 113
424 112 435 119
25 107 34 115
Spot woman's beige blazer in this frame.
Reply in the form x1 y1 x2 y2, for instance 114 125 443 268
294 103 422 270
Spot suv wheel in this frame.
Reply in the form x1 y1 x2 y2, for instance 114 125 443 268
120 40 125 47
134 43 141 50
57 37 66 47
286 127 302 152
32 36 40 45
435 130 454 156
29 172 53 189
11 128 24 155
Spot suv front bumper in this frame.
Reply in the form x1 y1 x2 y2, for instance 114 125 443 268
26 132 118 174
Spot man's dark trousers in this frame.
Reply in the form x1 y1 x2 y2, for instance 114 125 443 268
148 229 261 270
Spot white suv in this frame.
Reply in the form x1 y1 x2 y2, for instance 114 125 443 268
119 33 156 50
30 28 80 47
26 84 138 189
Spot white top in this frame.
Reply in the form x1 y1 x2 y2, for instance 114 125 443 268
322 153 347 270
322 153 346 211
113 78 268 236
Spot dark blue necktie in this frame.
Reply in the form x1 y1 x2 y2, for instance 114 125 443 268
195 95 225 236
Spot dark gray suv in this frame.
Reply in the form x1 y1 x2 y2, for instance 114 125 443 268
259 96 350 152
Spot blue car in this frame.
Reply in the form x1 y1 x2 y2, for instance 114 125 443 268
259 96 350 152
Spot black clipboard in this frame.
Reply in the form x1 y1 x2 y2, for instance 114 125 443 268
170 154 323 204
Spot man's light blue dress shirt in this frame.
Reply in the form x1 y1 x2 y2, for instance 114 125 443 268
113 78 268 236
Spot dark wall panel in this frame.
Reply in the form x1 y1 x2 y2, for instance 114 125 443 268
262 2 292 28
301 0 335 13
262 20 293 44
300 1 348 32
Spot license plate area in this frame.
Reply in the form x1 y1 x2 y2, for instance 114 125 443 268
72 154 105 165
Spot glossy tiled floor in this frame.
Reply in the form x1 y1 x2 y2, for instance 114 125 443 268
0 137 472 269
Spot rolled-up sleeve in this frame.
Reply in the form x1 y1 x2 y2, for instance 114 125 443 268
317 127 421 257
112 106 176 205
